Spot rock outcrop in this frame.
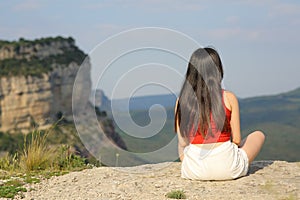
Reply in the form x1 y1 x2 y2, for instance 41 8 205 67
0 36 128 155
17 161 300 200
0 37 75 61
0 37 91 132
90 89 111 112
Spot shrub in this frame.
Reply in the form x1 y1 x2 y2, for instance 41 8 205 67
56 145 86 170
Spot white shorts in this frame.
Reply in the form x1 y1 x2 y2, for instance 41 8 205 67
181 141 249 180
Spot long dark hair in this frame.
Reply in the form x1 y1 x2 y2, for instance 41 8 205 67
174 47 228 141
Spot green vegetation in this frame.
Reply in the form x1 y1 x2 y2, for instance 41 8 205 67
56 145 87 170
0 124 94 199
0 153 19 172
0 185 27 199
239 87 300 161
0 36 87 77
0 169 71 199
166 190 187 199
0 36 74 49
20 129 54 171
0 132 24 154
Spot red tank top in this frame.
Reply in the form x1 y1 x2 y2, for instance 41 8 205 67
190 91 232 144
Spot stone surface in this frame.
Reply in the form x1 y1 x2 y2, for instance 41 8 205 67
14 161 300 200
0 39 91 132
0 62 91 132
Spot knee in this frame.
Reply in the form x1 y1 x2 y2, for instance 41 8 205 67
255 131 265 143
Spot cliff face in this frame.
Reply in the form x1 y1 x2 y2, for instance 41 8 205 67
0 74 52 131
0 37 91 132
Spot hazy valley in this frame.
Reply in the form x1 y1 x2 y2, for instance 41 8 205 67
98 87 300 162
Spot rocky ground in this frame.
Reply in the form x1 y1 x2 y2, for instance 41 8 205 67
12 161 300 200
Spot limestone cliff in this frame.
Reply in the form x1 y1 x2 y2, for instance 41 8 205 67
0 37 91 132
90 89 111 112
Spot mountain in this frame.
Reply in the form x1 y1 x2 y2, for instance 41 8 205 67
110 87 300 162
0 36 90 132
111 93 177 111
239 87 300 161
240 87 300 128
0 36 128 165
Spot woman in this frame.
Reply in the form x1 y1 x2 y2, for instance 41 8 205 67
174 47 265 180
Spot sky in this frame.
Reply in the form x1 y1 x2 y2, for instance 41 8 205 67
1 0 300 99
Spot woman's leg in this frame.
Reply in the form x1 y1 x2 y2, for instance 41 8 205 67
240 131 265 163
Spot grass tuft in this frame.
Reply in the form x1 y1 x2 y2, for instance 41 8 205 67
0 153 19 171
19 129 54 171
0 124 90 199
166 190 187 199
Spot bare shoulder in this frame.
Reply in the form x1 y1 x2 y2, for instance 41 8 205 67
224 90 237 100
224 90 239 108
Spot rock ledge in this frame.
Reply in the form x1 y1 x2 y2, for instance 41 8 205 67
17 161 300 200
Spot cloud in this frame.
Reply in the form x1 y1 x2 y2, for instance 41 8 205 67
269 3 300 17
94 24 129 37
71 23 133 52
235 0 278 7
12 0 43 11
206 25 300 45
83 0 204 12
138 0 204 11
232 0 300 17
203 27 265 42
225 16 240 25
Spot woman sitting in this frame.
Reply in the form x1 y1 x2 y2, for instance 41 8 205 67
174 47 265 180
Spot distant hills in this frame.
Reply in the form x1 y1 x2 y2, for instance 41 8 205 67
95 87 300 162
92 89 177 111
112 93 177 111
239 87 300 161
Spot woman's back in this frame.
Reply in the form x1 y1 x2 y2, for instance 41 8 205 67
190 90 232 144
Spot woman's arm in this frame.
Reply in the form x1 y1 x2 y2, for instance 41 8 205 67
175 99 188 161
226 91 241 146
177 131 187 161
